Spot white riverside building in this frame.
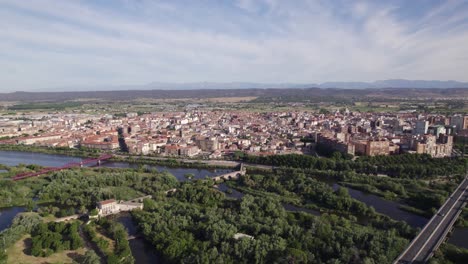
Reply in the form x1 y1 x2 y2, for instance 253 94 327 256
97 199 143 216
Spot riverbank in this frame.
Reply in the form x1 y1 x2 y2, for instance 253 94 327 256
340 182 433 218
0 144 240 171
111 155 238 170
0 144 100 158
112 213 162 264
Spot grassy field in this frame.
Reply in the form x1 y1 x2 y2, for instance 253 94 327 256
6 234 88 264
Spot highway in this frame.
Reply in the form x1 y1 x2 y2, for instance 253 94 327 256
395 176 468 264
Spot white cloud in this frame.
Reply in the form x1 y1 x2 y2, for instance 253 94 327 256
0 0 468 91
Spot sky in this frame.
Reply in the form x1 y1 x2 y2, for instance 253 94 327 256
1 0 468 92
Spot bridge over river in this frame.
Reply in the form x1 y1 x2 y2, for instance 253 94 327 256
12 154 113 181
394 176 468 263
211 163 246 181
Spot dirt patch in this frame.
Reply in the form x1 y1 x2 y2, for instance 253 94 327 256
6 234 88 264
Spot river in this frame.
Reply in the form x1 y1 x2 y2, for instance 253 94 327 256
0 150 233 181
113 213 163 264
331 184 429 228
0 206 25 232
0 150 82 167
448 227 468 249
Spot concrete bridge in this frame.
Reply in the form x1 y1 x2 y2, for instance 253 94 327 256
394 176 468 263
211 163 246 182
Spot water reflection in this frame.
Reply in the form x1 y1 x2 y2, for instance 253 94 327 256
332 184 428 228
0 150 81 167
0 206 25 232
214 183 245 199
0 151 234 182
448 227 468 249
113 213 163 264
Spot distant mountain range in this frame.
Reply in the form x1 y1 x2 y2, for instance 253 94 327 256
3 87 467 103
31 79 468 92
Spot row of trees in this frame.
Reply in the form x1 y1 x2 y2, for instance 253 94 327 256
243 153 466 179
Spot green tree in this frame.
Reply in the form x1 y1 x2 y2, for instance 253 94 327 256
89 208 99 216
82 250 100 264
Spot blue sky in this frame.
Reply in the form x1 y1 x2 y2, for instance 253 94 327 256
1 0 468 91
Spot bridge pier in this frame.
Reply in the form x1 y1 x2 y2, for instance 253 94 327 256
97 160 101 166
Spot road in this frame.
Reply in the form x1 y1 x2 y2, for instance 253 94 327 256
395 176 468 264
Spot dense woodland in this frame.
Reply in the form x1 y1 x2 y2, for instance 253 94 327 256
0 166 179 210
133 184 408 263
234 170 416 238
30 221 83 257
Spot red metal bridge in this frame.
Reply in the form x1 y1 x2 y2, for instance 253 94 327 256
12 154 113 181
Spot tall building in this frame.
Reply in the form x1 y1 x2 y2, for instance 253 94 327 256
450 115 468 132
195 136 219 151
316 133 355 155
366 139 390 156
414 120 428 135
414 134 453 157
427 125 446 137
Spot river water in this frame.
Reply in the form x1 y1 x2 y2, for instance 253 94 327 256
0 150 82 167
331 184 429 228
0 150 233 181
0 206 25 232
113 213 163 264
448 227 468 249
0 150 466 253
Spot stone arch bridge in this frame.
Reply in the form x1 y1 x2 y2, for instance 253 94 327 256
211 163 246 182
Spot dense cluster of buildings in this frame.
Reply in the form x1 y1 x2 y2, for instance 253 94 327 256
0 110 464 158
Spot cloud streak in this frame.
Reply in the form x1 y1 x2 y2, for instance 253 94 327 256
1 0 468 91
